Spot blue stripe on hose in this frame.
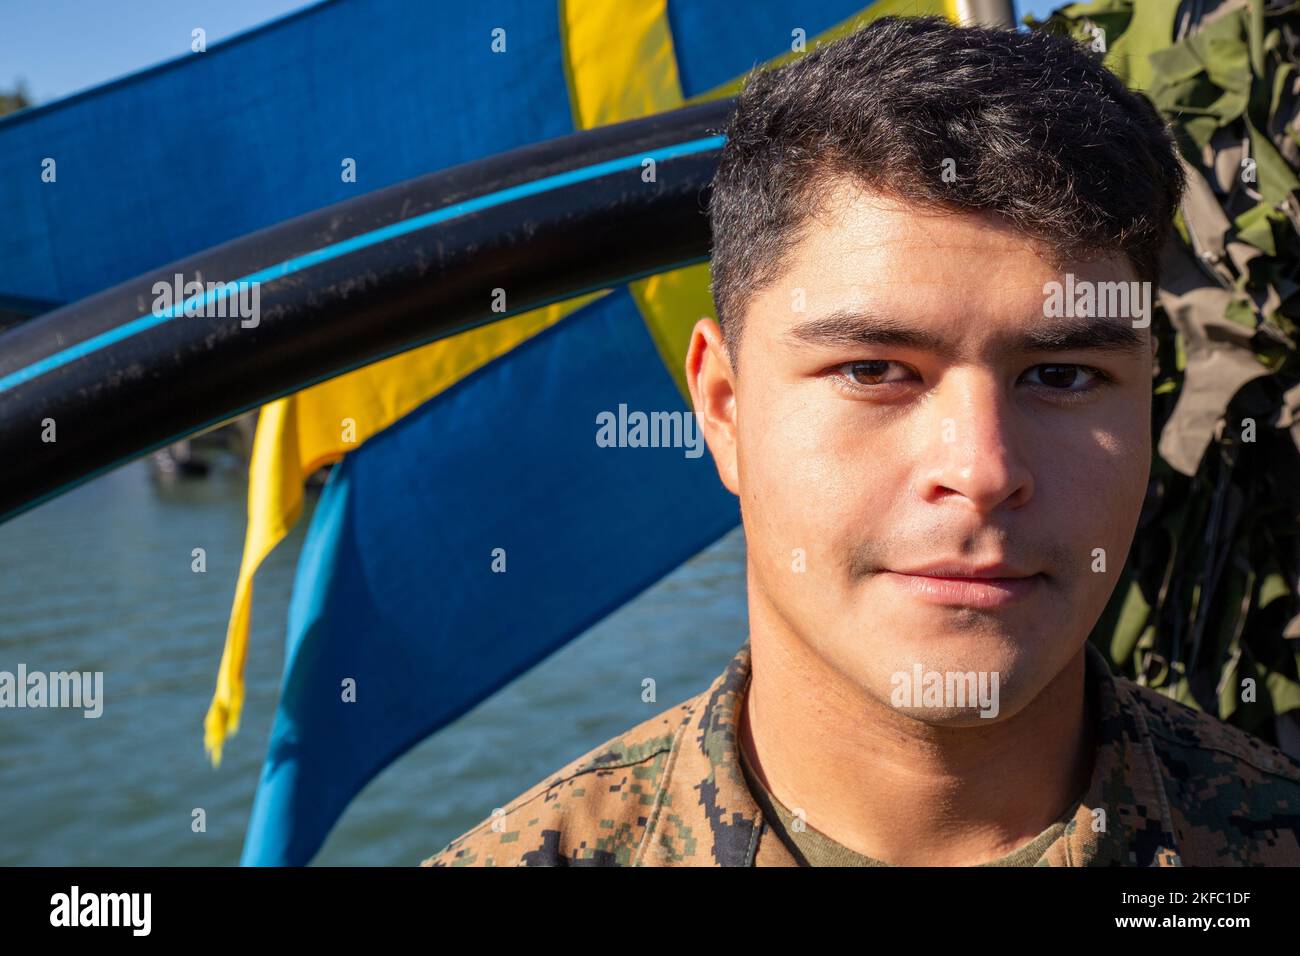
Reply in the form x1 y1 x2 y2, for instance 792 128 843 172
0 252 710 526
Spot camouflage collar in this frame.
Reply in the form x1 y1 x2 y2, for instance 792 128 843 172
635 640 780 865
1045 642 1183 866
647 639 1183 866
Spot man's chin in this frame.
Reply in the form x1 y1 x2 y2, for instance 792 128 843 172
888 704 1008 727
859 613 1090 727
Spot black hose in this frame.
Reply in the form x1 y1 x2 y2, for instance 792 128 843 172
0 97 736 524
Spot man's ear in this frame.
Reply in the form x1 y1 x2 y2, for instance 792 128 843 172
1151 330 1160 378
685 317 740 496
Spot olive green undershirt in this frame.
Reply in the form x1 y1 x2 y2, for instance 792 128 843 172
738 736 1084 867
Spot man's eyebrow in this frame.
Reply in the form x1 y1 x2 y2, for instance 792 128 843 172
785 309 949 352
1015 316 1148 355
784 309 1147 356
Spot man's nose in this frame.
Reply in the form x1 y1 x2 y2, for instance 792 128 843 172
914 369 1034 513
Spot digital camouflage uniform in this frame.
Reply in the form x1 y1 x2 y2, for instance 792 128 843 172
422 639 1300 866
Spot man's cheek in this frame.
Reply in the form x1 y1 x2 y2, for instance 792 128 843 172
743 451 849 582
1049 456 1142 596
745 469 830 576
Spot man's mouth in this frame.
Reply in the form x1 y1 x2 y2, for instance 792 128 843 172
880 561 1044 608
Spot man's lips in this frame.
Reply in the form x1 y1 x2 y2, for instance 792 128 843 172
889 559 1037 579
880 564 1044 608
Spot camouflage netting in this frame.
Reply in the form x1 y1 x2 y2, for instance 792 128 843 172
1027 0 1300 757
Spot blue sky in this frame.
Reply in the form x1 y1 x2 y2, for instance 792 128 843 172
1 0 1065 106
1016 0 1066 25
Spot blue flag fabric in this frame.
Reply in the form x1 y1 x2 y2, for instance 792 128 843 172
244 288 739 865
0 0 573 306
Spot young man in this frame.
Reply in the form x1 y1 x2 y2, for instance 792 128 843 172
423 16 1300 866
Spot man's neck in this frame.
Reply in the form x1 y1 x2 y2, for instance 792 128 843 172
738 613 1097 866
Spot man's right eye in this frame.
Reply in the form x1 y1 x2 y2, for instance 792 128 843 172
835 360 913 388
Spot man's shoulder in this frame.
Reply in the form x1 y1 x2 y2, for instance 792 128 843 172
420 692 703 867
1116 673 1300 864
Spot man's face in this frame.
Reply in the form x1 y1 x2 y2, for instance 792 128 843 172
687 178 1154 724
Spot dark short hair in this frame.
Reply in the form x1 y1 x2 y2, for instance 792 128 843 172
707 15 1186 361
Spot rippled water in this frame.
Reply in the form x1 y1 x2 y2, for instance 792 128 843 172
0 456 748 865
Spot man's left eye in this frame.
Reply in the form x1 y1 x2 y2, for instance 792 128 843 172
1022 364 1104 389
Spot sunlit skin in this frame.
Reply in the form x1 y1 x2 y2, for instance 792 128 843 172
686 178 1158 865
